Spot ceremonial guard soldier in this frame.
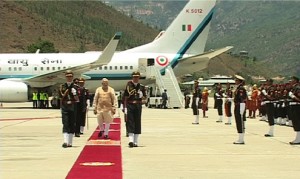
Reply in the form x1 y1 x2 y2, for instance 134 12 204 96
224 83 233 125
215 84 224 123
76 78 90 135
59 70 79 148
123 72 147 148
288 76 300 145
262 79 276 137
192 80 202 124
233 75 247 144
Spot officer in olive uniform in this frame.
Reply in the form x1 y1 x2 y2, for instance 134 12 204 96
123 72 147 148
233 75 247 144
59 70 79 148
288 76 300 145
192 80 202 124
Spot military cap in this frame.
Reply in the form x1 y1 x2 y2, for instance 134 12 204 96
194 80 199 83
234 75 245 81
132 71 140 77
65 70 73 77
78 77 85 83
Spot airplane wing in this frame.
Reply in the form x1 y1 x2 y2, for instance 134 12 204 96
25 32 121 83
173 46 233 77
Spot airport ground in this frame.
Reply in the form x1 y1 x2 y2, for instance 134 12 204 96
1 99 300 179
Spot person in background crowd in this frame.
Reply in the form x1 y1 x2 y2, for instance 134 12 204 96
201 87 209 118
161 89 168 109
32 90 38 108
248 84 259 118
215 84 224 123
288 76 300 145
262 79 276 137
224 84 233 125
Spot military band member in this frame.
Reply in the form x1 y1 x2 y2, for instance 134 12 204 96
59 70 79 148
192 80 202 124
93 78 117 139
123 72 147 148
288 76 300 145
224 83 233 125
262 79 276 137
233 75 247 144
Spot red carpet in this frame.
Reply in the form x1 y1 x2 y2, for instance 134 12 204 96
66 118 122 179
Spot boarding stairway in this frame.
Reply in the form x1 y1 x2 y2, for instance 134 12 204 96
146 66 184 108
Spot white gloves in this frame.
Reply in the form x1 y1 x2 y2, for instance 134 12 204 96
289 91 295 98
124 108 127 115
240 103 245 116
262 89 267 96
86 99 90 108
71 88 77 95
139 90 143 98
195 97 199 105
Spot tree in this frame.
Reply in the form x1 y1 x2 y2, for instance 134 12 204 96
27 40 58 53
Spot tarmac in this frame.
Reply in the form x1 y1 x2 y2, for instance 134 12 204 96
1 99 300 179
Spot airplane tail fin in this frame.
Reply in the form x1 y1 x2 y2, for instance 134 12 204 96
127 0 216 55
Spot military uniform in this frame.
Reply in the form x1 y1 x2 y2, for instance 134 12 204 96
233 75 247 144
192 81 202 124
215 84 224 122
75 78 90 136
262 79 276 137
59 70 78 148
288 76 300 145
124 72 147 147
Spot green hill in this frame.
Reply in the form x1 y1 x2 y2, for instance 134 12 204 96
0 0 159 53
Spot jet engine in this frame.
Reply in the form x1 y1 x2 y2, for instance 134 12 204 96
0 80 29 102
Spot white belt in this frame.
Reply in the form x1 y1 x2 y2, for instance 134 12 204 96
264 101 272 103
290 102 300 105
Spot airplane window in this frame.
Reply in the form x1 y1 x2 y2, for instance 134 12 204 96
58 67 61 70
0 67 1 71
109 66 112 70
47 67 50 70
100 66 102 70
125 66 128 70
9 67 12 71
120 66 123 70
41 67 44 71
104 66 107 70
115 66 117 70
52 67 55 70
130 66 133 69
14 67 17 71
34 67 37 71
19 67 22 71
63 67 66 69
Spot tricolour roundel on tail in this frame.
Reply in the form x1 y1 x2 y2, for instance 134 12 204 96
126 0 216 55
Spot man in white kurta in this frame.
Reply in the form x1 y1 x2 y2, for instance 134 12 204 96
93 78 117 139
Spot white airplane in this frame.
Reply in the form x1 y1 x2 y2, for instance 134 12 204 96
0 0 232 103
